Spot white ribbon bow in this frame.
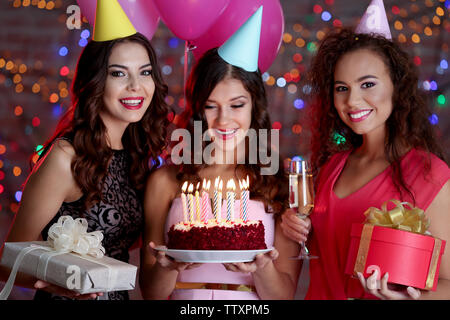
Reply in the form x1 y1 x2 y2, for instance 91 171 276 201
47 216 105 258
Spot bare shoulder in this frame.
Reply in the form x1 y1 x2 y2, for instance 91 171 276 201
143 165 179 244
34 139 75 175
53 138 76 156
26 139 80 200
7 140 79 242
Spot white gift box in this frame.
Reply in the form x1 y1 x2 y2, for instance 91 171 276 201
1 241 137 295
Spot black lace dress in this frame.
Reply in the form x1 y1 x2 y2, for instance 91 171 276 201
33 149 144 300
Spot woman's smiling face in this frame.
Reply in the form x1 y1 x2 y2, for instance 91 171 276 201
333 48 394 138
101 41 155 128
204 77 252 154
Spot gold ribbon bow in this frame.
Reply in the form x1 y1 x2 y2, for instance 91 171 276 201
363 199 430 234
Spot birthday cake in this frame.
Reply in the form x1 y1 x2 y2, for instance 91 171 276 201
167 219 266 250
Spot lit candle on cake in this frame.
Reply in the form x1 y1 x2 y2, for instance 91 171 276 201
181 181 188 223
214 177 223 222
187 183 194 223
226 179 236 221
201 179 210 223
195 182 201 221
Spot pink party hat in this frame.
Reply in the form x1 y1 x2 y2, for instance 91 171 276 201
355 0 392 40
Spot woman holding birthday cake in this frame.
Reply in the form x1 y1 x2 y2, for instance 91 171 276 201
140 7 306 300
281 0 450 300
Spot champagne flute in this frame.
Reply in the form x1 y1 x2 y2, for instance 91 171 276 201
287 159 318 260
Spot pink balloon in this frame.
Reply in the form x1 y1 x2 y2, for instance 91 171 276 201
76 0 96 26
153 0 230 40
76 0 160 40
190 0 284 72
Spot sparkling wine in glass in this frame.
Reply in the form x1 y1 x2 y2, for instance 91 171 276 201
287 159 318 260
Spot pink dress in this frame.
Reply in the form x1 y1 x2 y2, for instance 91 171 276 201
306 148 450 300
164 198 275 300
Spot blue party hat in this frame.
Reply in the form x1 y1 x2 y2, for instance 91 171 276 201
218 6 263 72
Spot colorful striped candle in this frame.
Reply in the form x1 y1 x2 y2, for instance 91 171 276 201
195 182 201 221
201 179 210 223
226 179 236 221
187 183 194 223
241 178 249 222
214 177 223 222
239 179 244 220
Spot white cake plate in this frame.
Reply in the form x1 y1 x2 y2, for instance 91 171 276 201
154 246 273 263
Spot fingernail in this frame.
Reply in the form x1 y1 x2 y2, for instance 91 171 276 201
383 272 389 280
407 287 420 299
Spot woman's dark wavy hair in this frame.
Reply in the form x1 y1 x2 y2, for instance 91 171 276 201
308 28 447 203
34 32 170 209
175 48 288 216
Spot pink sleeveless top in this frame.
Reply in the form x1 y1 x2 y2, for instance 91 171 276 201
164 198 275 300
306 148 450 300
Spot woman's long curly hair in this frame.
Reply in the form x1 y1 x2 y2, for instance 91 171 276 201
174 48 288 216
308 28 447 202
36 33 170 208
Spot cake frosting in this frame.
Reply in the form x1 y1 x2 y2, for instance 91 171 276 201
167 219 267 250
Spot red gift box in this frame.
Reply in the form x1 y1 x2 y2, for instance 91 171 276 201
345 223 446 291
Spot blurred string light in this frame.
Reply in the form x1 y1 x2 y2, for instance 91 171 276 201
292 155 304 162
80 29 90 39
276 77 286 87
149 156 165 169
168 37 179 49
294 98 304 109
272 121 282 130
162 65 172 75
58 46 68 56
15 191 22 202
52 104 63 117
292 124 302 134
333 132 346 145
78 38 88 47
12 0 60 10
78 28 91 47
437 94 446 106
35 145 44 155
429 114 439 125
321 11 332 22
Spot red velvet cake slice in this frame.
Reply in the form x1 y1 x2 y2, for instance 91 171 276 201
167 219 267 250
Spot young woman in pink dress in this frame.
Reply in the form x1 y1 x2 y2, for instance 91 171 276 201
280 27 450 300
139 45 302 300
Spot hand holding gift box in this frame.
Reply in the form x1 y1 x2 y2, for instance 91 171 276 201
0 216 137 300
345 200 446 291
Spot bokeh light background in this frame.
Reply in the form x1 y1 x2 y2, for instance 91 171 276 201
0 0 448 299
